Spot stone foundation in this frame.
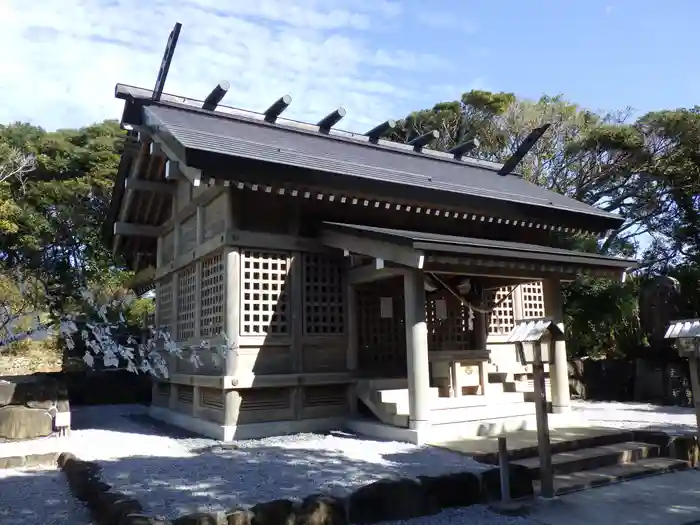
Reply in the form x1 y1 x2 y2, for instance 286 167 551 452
0 374 70 441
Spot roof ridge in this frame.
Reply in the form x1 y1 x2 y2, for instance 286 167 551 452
116 83 509 175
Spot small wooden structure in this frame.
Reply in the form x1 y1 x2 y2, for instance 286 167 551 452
507 318 565 498
102 25 638 443
665 319 700 435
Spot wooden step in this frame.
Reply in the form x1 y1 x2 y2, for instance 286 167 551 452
534 457 690 496
512 441 661 478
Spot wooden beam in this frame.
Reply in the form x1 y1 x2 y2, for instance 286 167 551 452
319 229 425 269
114 222 161 237
125 178 176 194
144 127 203 185
348 264 408 284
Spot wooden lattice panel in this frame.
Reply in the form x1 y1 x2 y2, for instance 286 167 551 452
200 387 225 410
521 282 546 319
155 382 170 398
356 280 406 376
303 385 347 408
157 280 174 337
241 250 290 336
178 214 197 255
177 264 197 341
160 230 175 266
302 253 345 335
487 287 515 335
426 298 469 351
200 252 225 338
177 385 194 404
239 388 290 411
202 193 227 241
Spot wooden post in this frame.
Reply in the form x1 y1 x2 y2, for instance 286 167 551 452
498 436 511 502
532 340 554 498
687 341 700 441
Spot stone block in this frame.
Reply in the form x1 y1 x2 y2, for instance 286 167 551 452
225 509 252 525
418 471 482 509
0 381 15 406
89 492 142 525
23 452 60 467
0 405 53 440
346 478 438 524
121 514 173 525
250 499 296 525
634 430 699 467
481 464 534 501
172 513 221 525
0 455 25 469
295 494 346 525
58 451 77 469
101 497 145 525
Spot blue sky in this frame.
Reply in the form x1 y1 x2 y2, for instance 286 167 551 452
0 0 697 132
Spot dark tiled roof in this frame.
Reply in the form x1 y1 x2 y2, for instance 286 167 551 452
322 222 638 268
140 103 622 228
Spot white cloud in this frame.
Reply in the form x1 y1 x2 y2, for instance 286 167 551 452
0 0 483 133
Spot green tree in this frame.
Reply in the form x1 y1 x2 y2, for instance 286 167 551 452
0 120 126 310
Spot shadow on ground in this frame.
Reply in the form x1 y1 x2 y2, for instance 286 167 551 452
2 403 700 525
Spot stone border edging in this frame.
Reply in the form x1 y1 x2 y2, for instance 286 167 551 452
0 451 59 469
58 451 534 525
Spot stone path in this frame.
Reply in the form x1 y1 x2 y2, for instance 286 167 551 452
526 469 700 525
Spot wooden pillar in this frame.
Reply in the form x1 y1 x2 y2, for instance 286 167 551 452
346 281 359 415
472 287 493 396
224 189 240 378
542 278 570 413
223 189 241 430
404 269 430 433
224 247 240 377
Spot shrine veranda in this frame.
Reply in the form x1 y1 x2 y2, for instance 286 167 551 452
103 82 636 443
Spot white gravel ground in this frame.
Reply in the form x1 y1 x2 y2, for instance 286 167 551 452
0 400 697 525
571 400 699 434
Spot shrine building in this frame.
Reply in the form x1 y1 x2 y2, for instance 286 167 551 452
103 79 636 444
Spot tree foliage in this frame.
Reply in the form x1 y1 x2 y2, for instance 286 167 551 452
390 91 700 357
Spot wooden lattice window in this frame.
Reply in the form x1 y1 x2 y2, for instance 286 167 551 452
160 230 175 265
240 388 291 411
303 385 347 407
202 193 227 242
200 388 224 410
521 281 545 319
241 250 290 335
487 287 515 335
303 254 345 335
426 298 469 350
178 214 197 255
200 252 225 338
177 264 197 341
177 385 194 404
157 280 174 337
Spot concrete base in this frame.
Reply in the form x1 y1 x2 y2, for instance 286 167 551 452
345 418 425 444
148 406 345 441
148 404 582 444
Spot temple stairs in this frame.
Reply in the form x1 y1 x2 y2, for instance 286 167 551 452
357 373 551 435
